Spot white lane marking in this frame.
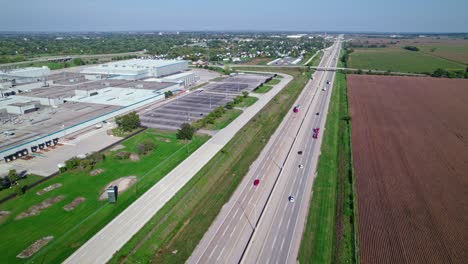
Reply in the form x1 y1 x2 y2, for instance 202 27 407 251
287 217 291 228
230 224 238 238
278 213 285 228
271 235 278 249
217 247 225 261
208 244 218 259
280 237 286 250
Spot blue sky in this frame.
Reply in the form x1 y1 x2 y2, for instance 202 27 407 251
1 0 467 32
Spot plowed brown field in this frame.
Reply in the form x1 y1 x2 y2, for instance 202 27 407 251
348 75 468 264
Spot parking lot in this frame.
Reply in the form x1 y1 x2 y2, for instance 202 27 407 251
141 92 235 130
141 73 274 130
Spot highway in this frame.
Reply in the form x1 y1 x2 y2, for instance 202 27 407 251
188 36 342 264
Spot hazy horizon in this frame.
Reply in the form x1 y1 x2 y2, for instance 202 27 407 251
1 0 467 33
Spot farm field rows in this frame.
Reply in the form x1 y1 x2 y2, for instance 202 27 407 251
348 48 465 73
348 75 468 264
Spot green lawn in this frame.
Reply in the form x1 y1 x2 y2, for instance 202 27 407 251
265 78 280 85
348 47 465 73
299 73 357 263
417 44 468 64
254 85 273 93
234 96 258 108
0 174 44 201
203 109 242 130
307 50 323 67
109 67 309 264
0 129 210 263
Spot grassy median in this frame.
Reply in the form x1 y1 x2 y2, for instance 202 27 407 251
110 67 310 263
298 72 358 264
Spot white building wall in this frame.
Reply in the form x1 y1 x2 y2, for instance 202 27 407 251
1 93 167 159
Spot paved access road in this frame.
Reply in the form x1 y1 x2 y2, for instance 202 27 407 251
63 74 292 264
188 36 342 264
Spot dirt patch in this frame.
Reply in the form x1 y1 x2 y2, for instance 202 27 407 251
16 195 65 220
129 153 140 161
0 211 11 224
63 197 86 211
89 168 105 176
110 144 125 152
36 183 62 195
17 236 54 258
99 176 137 200
156 137 172 143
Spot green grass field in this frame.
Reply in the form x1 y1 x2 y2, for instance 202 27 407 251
265 78 280 85
307 50 323 67
0 129 209 263
109 67 310 264
254 85 273 93
417 44 468 64
299 73 357 263
203 109 242 130
0 174 44 201
348 47 465 73
234 96 258 108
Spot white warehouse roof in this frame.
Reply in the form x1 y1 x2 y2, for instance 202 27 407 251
0 66 50 78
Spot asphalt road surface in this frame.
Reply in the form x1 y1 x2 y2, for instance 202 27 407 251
188 36 342 264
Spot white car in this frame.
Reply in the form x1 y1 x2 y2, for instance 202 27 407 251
289 195 295 202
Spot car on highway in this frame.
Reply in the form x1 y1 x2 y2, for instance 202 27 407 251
326 80 330 84
298 150 303 155
299 164 304 168
293 105 300 113
254 179 260 186
313 128 320 139
289 195 295 202
316 112 320 115
322 88 327 91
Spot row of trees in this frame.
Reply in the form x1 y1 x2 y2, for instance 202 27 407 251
431 68 468 78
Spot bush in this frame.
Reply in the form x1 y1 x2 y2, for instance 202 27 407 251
225 101 234 109
242 91 249 98
115 151 131 160
177 123 196 140
65 157 81 171
137 140 156 155
164 90 174 99
403 46 419 52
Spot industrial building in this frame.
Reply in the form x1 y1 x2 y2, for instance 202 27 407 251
1 60 199 163
0 66 50 84
81 59 188 80
145 72 200 88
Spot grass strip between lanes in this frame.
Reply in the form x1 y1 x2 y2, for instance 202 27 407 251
110 67 310 263
299 72 358 264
